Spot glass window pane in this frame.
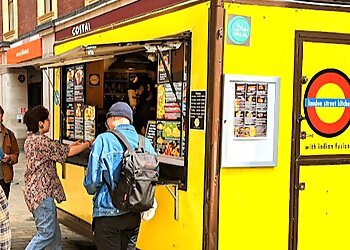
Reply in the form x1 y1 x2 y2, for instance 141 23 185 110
44 0 52 13
8 0 14 31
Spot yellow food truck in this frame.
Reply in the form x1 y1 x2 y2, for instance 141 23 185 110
41 0 350 249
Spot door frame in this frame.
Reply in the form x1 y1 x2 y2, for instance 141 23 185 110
289 30 350 250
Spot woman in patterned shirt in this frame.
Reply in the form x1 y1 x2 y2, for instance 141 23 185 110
23 106 93 250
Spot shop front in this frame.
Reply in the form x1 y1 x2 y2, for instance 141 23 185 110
45 2 209 249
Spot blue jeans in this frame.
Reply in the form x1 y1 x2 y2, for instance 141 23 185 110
25 197 61 250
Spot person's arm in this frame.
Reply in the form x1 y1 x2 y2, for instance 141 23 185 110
84 137 105 195
68 140 92 157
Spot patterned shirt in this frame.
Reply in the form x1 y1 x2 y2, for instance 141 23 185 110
0 186 10 250
24 132 69 213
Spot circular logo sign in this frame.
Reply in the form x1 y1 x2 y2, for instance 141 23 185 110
304 68 350 138
54 90 60 106
227 16 251 45
89 74 100 86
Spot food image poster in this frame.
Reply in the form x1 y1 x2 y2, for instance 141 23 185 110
233 82 268 138
74 65 84 102
158 50 171 83
74 103 84 140
157 84 166 119
84 105 96 141
66 67 75 102
156 121 181 157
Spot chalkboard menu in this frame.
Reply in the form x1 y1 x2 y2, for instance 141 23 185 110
190 91 206 130
145 120 157 147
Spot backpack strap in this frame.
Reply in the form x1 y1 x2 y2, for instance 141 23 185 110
108 130 134 153
138 135 145 152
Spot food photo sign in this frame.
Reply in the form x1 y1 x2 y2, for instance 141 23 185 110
221 74 280 167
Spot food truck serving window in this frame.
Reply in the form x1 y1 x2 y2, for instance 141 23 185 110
60 37 191 188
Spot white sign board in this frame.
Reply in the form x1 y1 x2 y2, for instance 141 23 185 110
221 74 280 167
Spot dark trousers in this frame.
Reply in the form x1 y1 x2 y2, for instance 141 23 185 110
0 179 11 199
93 212 141 250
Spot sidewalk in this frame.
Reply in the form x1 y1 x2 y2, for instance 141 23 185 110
8 153 96 249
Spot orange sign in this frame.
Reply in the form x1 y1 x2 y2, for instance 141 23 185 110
6 39 42 64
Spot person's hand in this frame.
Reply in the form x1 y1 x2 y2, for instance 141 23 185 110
86 139 95 148
1 154 10 163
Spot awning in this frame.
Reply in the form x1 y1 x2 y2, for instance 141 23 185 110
0 32 189 71
40 44 147 68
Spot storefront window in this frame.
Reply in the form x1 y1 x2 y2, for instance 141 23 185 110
60 40 190 177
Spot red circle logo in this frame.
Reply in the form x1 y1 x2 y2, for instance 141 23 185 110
304 69 350 138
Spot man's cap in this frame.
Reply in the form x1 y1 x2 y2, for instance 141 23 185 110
106 102 133 124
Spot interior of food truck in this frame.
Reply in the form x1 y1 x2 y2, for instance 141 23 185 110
58 38 190 190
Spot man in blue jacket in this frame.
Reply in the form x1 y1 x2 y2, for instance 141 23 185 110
84 102 156 250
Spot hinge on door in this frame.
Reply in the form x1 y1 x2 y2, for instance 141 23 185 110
301 76 308 84
296 115 305 123
297 182 306 191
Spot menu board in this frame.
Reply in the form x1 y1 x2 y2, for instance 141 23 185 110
66 103 75 139
84 106 96 141
145 120 157 147
156 121 181 157
66 67 75 102
234 83 268 138
74 65 84 102
189 91 206 130
74 103 84 140
158 51 171 83
157 82 182 120
221 75 280 167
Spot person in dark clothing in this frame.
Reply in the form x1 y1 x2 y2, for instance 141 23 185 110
133 80 156 135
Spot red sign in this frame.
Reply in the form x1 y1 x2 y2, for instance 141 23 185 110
7 39 42 64
304 69 350 137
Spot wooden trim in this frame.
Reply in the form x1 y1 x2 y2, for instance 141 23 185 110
203 1 224 249
297 154 350 165
38 11 55 24
224 0 350 13
3 30 16 41
57 207 93 241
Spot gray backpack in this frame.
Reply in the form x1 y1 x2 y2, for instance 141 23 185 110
105 130 159 212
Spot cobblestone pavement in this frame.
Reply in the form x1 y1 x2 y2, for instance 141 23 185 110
8 153 97 249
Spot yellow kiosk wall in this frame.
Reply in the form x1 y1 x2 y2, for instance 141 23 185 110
220 3 350 250
54 2 210 249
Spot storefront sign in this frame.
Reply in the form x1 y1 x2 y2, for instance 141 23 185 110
72 22 91 36
55 0 181 41
221 75 280 167
304 68 350 138
227 15 251 46
7 39 42 64
189 91 206 130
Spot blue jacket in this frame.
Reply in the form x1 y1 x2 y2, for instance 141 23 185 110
83 124 156 218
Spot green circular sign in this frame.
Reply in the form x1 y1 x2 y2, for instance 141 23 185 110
228 16 251 45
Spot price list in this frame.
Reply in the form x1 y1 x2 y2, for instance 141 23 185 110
189 91 206 130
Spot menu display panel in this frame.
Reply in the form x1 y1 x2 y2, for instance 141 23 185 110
221 74 280 167
63 64 96 142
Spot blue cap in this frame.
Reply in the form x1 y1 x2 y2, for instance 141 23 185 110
106 102 133 124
